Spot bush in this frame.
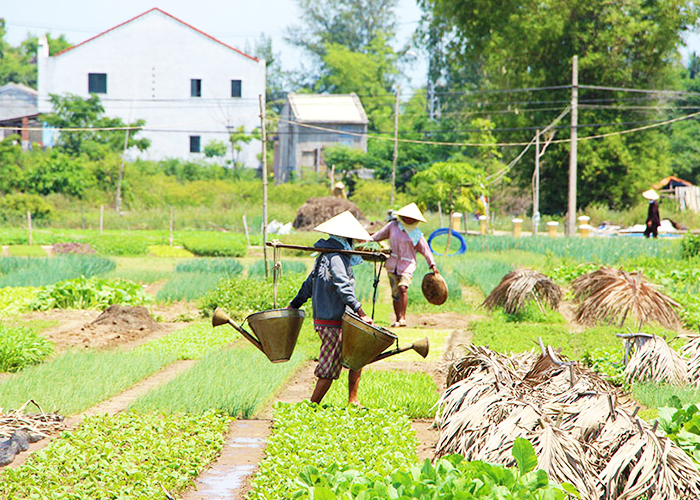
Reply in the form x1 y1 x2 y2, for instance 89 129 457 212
179 232 247 257
198 273 305 319
0 324 54 372
0 193 54 221
30 276 150 310
681 232 700 259
86 234 153 256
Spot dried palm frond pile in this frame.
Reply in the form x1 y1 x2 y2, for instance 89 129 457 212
680 335 700 386
483 269 562 314
623 334 688 386
0 400 65 441
435 343 700 500
572 267 681 330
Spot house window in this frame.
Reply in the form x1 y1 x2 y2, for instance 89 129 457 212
231 80 242 98
191 79 202 97
88 73 107 94
189 136 201 153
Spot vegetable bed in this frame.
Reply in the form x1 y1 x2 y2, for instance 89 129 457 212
0 411 229 499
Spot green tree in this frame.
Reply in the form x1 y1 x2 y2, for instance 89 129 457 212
228 126 261 172
42 94 149 157
412 161 487 213
0 22 71 87
318 35 398 131
0 135 24 194
204 139 228 159
419 0 699 212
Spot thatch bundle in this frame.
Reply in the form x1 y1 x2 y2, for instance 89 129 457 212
623 335 688 386
435 343 700 499
483 269 562 314
681 335 700 385
572 267 681 330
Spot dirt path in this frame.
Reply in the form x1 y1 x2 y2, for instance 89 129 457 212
5 359 197 470
181 419 272 500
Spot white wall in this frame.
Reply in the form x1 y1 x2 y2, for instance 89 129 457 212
39 10 266 166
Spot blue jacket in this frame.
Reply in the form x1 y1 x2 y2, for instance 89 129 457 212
289 238 362 325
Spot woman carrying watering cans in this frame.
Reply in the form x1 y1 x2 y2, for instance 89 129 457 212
371 202 439 328
288 210 373 405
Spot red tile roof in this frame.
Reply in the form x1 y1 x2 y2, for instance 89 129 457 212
54 8 258 62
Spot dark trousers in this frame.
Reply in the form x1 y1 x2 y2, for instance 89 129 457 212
644 226 658 238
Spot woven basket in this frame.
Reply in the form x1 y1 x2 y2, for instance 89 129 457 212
421 272 448 305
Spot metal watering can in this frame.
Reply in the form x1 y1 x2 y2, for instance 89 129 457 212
341 311 430 371
212 307 305 363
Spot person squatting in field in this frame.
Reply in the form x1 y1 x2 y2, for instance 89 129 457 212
288 210 373 405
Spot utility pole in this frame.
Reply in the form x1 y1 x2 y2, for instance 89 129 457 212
533 130 540 236
567 55 579 237
391 84 401 205
260 94 269 277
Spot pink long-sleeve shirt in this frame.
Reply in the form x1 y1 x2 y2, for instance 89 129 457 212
372 221 436 278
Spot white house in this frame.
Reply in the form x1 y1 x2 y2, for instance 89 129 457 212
275 93 368 182
37 8 266 165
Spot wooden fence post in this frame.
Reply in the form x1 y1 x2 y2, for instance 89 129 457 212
27 211 32 246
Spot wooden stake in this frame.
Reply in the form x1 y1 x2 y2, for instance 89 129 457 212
437 201 443 228
260 94 269 278
391 85 401 205
243 214 250 247
27 211 32 246
169 208 174 246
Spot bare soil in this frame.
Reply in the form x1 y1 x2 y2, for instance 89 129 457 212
20 304 197 352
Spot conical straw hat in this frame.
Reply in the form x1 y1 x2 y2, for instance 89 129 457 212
642 189 659 201
394 202 426 222
314 210 372 241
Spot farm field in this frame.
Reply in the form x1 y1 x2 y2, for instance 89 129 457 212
0 230 700 498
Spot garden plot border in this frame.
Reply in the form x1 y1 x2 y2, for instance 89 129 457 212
4 359 196 470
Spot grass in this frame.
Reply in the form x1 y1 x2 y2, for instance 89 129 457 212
632 382 700 410
129 345 305 417
323 370 440 418
136 322 240 359
147 244 194 258
470 311 628 359
0 255 116 287
0 350 175 415
156 272 227 302
6 245 48 257
247 259 307 277
106 256 177 283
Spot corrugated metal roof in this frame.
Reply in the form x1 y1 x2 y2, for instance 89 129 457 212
288 93 368 124
0 83 38 122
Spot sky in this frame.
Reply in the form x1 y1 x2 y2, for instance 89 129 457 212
2 0 428 88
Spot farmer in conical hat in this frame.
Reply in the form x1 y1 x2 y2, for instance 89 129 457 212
642 189 660 238
288 210 372 405
371 202 439 327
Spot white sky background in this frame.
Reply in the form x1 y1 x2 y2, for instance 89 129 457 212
2 0 427 89
5 1 700 90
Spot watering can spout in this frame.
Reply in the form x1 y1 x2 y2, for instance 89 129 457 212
212 307 265 354
371 337 430 364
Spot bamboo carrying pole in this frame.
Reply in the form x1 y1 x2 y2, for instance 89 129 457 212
265 241 388 261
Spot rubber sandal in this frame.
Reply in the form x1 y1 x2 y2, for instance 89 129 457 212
390 322 401 328
398 319 407 327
